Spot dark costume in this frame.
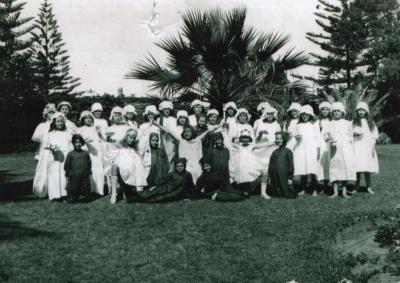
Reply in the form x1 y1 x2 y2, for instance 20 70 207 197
64 149 91 202
195 170 245 202
146 145 170 187
122 171 195 203
267 146 296 198
205 146 230 186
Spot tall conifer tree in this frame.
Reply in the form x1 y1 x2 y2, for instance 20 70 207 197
0 0 35 124
30 0 81 97
306 0 368 89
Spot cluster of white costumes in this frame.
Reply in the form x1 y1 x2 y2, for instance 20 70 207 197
31 99 379 200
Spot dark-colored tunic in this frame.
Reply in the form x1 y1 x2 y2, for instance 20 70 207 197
267 147 296 198
64 149 92 200
195 171 245 202
205 147 230 185
122 171 195 203
146 147 170 187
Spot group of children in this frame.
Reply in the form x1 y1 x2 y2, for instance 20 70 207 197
31 98 379 203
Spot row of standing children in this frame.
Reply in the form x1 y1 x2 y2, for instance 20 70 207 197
31 98 379 203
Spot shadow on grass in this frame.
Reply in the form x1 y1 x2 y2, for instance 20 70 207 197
0 217 57 241
0 169 36 202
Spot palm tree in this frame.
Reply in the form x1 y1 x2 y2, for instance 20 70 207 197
126 7 309 111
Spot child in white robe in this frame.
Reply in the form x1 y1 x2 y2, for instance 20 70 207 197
284 102 301 151
138 105 160 154
230 108 255 143
254 105 281 198
158 101 178 164
253 102 272 132
110 128 147 204
32 103 56 160
188 99 205 127
329 102 356 198
352 101 379 194
33 112 72 200
78 111 105 195
318 102 332 191
91 102 108 140
292 105 321 196
57 101 77 134
123 105 139 130
223 102 238 139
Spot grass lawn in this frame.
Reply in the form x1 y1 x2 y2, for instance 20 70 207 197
1 145 399 283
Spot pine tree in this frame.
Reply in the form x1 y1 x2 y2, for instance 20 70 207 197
306 0 368 89
0 0 35 122
30 0 81 97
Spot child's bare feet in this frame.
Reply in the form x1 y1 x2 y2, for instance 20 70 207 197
342 188 350 199
298 190 305 196
261 193 271 200
367 187 375 195
211 192 218 201
312 191 318 197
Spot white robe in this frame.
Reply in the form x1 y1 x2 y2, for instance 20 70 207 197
228 123 255 143
93 118 108 139
65 119 77 135
254 121 281 173
104 124 131 175
229 145 265 183
293 122 321 176
31 121 51 160
175 133 207 183
318 119 331 181
33 130 71 200
328 120 356 182
353 119 379 173
77 126 105 195
159 116 177 163
115 148 147 187
285 119 299 151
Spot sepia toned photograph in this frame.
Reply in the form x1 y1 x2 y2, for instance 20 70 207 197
1 0 400 282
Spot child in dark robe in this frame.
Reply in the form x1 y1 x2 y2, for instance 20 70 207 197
123 158 195 203
195 156 245 202
265 131 296 199
64 134 92 202
143 133 170 187
204 132 231 186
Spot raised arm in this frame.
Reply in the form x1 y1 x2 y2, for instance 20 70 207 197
153 121 180 142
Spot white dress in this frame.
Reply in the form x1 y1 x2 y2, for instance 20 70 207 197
254 121 281 173
177 135 205 182
229 145 265 183
65 119 77 135
318 119 331 181
293 122 321 177
115 148 147 187
104 124 131 174
31 121 51 160
33 130 71 200
328 119 356 182
126 120 139 131
78 126 105 195
225 116 237 139
159 116 177 162
353 119 379 173
93 118 108 139
285 119 299 151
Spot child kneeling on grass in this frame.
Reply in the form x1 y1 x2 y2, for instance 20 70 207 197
263 131 296 199
64 134 92 203
194 156 246 202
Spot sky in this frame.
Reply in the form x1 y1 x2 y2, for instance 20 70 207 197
23 0 321 96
